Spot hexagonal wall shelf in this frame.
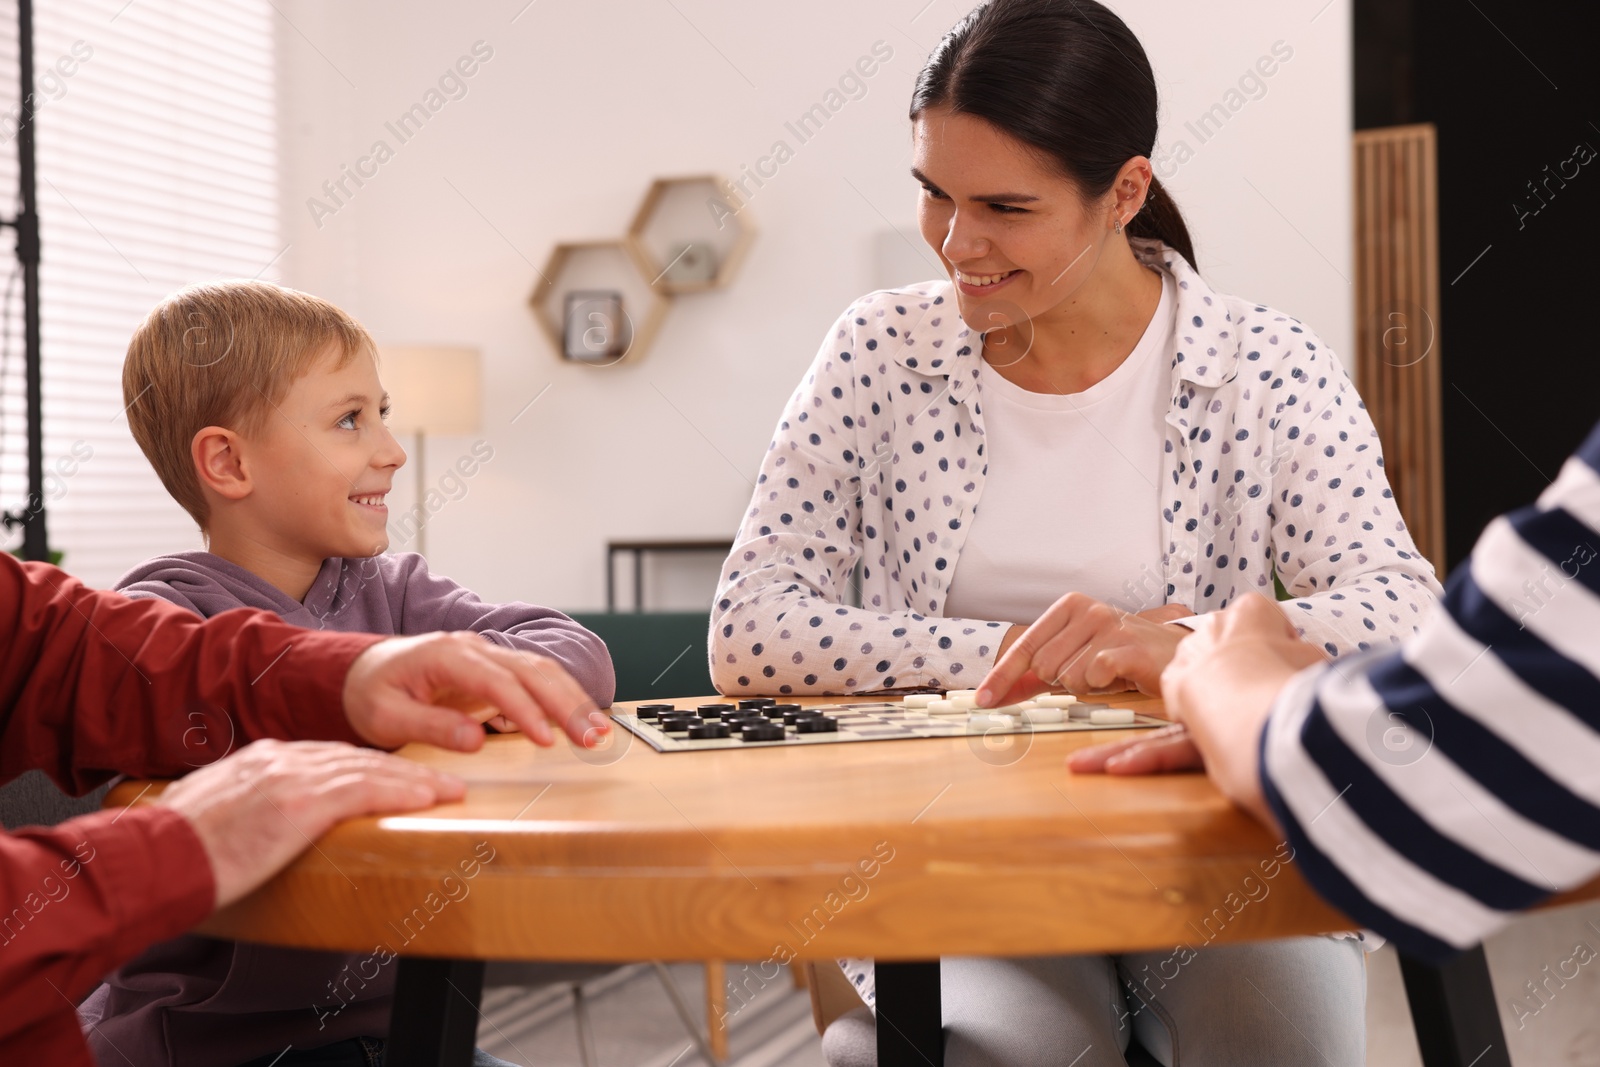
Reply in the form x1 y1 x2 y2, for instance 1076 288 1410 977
626 175 754 295
529 239 669 366
532 175 754 364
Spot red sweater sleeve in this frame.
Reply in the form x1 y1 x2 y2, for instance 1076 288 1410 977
0 807 214 1050
1 556 382 794
0 555 384 1061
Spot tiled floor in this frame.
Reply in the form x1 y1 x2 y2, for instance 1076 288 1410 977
476 962 824 1067
1366 900 1600 1065
1479 900 1600 1065
479 904 1600 1067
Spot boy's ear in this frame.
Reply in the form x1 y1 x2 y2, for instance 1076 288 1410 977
192 426 252 501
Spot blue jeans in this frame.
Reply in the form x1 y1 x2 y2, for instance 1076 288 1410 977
236 1037 517 1067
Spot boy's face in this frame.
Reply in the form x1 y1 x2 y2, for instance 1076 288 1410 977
244 346 406 560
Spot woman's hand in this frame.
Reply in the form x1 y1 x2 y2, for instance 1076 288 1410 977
1066 723 1204 775
976 593 1191 706
1133 603 1196 624
1157 593 1321 826
1068 593 1324 833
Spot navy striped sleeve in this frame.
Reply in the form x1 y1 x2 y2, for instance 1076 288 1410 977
1260 418 1600 961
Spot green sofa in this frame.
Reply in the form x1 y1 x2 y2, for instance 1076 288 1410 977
568 612 716 704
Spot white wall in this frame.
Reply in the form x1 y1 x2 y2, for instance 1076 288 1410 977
276 0 1351 612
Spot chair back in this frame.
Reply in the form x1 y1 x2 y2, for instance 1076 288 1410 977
568 612 714 702
0 770 111 830
803 961 869 1035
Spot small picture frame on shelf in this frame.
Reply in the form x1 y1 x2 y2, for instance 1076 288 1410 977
563 290 628 364
662 242 717 287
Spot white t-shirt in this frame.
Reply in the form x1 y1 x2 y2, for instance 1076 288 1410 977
943 271 1175 625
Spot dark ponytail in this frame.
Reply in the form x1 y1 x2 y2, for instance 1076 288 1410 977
911 0 1196 270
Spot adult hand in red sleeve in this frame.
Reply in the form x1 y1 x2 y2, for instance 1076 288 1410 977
157 739 465 908
977 594 1192 706
341 632 610 752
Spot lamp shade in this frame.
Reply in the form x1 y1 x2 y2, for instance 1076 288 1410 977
378 346 482 435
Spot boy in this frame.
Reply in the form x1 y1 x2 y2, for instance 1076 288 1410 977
79 281 615 1067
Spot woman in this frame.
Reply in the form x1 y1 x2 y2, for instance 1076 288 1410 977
711 1 1439 1063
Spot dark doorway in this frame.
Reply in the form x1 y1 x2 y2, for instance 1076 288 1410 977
1357 0 1599 568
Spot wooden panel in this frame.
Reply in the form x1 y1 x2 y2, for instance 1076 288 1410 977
1354 124 1447 572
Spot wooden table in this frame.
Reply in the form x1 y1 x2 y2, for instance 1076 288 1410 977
106 695 1564 1067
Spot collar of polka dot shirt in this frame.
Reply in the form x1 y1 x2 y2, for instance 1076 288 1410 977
711 239 1443 696
924 241 1241 410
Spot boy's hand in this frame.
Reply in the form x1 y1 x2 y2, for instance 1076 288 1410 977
342 632 609 752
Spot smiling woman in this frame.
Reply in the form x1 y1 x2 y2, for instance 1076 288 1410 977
710 1 1440 1064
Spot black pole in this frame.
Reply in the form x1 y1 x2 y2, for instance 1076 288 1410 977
4 0 50 561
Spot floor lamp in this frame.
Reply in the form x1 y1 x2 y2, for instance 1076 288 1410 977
379 346 481 559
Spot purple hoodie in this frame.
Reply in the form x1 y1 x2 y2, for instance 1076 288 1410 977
78 550 614 1067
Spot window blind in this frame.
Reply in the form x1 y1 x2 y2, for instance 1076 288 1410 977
1 0 277 587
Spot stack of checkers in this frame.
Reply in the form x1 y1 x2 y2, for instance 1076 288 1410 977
632 698 842 742
901 690 1136 728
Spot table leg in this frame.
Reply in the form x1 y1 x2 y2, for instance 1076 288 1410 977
1399 946 1512 1067
388 957 486 1067
875 961 943 1067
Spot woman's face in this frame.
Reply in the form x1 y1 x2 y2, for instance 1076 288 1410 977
912 106 1116 333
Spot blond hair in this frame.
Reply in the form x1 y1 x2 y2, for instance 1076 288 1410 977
123 280 376 527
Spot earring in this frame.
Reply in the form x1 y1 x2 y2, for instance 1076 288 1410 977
1114 218 1124 234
